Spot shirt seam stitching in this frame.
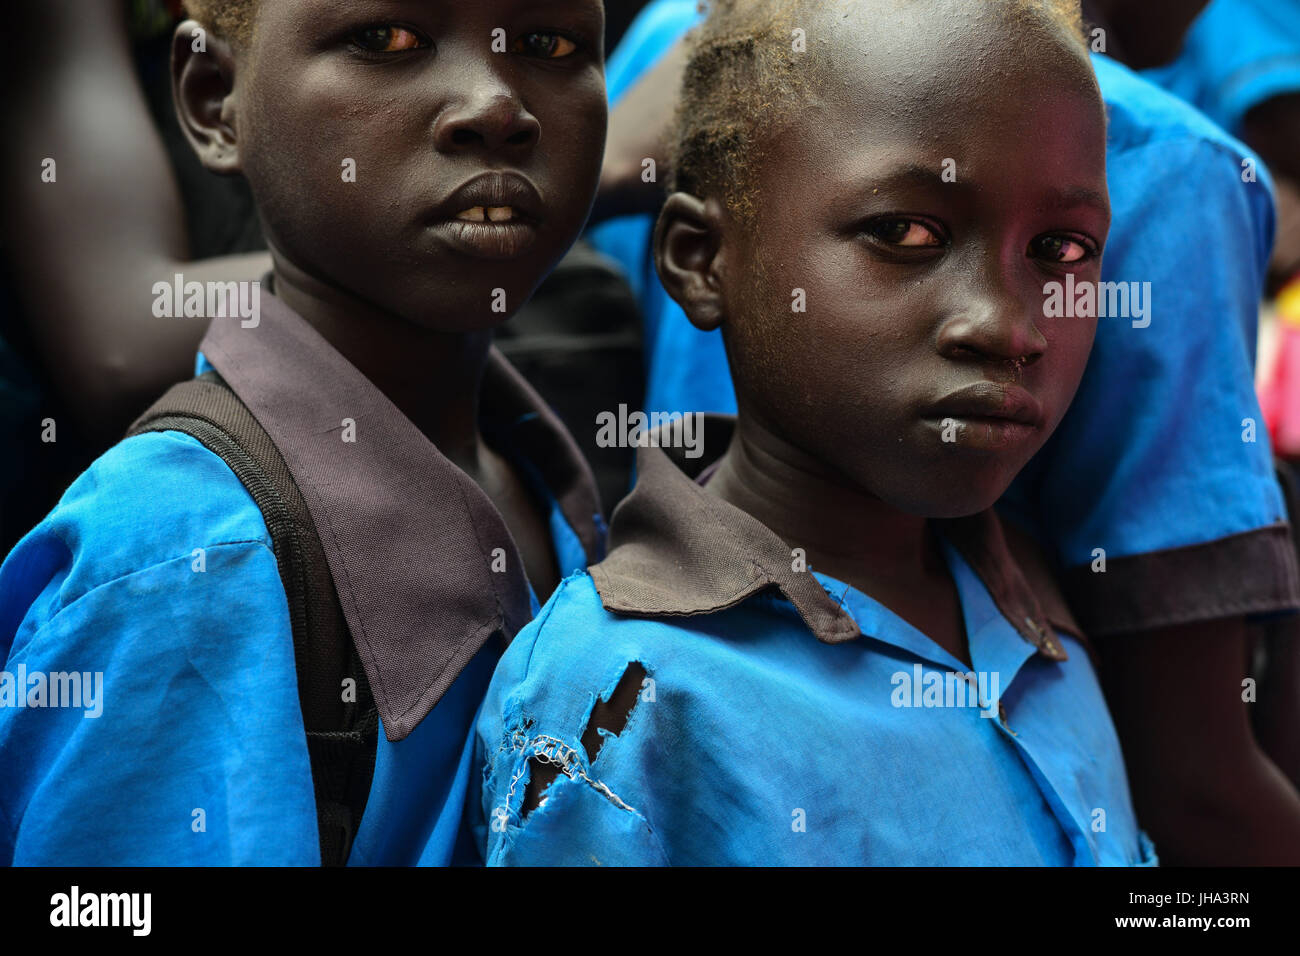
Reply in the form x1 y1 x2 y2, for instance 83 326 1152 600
39 538 276 627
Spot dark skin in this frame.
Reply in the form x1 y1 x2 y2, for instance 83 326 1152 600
1100 617 1300 864
1 0 271 446
172 0 610 595
590 36 689 224
1243 95 1300 287
657 2 1108 666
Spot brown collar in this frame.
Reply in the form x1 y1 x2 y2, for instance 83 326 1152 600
199 290 602 741
590 416 1081 659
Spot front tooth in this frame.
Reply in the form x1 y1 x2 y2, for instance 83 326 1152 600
487 206 514 222
456 206 486 222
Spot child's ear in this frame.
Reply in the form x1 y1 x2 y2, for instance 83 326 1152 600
171 20 242 175
654 192 730 332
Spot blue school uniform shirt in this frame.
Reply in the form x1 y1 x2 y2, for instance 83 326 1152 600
477 432 1157 866
1144 0 1300 137
589 1 1298 635
0 291 604 866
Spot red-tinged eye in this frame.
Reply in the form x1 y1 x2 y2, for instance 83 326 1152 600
353 25 425 53
866 218 943 247
1030 234 1093 264
512 32 578 58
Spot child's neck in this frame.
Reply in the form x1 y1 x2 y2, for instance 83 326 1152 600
266 254 561 595
268 253 489 473
707 416 970 665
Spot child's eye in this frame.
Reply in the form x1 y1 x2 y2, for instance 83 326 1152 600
1030 234 1094 264
512 32 579 59
351 25 427 54
865 218 944 248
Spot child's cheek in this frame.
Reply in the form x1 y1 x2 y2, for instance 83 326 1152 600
538 75 608 165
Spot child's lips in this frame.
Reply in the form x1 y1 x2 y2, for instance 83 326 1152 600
429 218 540 259
929 381 1044 425
923 382 1045 451
428 171 544 259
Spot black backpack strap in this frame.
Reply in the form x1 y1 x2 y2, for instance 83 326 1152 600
127 371 378 865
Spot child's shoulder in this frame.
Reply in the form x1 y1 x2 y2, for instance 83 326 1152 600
1094 52 1273 265
2 429 276 642
1095 53 1268 169
493 567 743 721
506 570 658 673
46 428 272 564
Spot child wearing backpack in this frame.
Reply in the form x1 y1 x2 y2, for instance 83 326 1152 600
0 0 608 865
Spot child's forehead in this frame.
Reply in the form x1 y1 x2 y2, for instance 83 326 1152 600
767 71 1106 184
795 3 1097 120
281 0 603 17
254 0 606 36
810 0 1084 76
754 25 1107 202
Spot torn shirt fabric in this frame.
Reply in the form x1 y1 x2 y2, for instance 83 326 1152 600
474 435 1156 866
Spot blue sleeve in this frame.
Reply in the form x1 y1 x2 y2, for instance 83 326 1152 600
475 576 670 866
1144 0 1300 136
0 431 319 865
604 0 703 105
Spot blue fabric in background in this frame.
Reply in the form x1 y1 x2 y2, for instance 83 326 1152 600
1144 0 1300 137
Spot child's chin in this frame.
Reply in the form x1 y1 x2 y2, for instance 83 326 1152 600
920 496 1003 520
398 306 521 335
427 315 516 333
883 474 1009 520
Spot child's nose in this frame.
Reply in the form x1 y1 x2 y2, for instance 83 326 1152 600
934 276 1047 367
432 85 541 156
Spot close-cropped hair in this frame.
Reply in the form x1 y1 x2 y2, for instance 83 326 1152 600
670 0 1088 220
182 0 257 44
